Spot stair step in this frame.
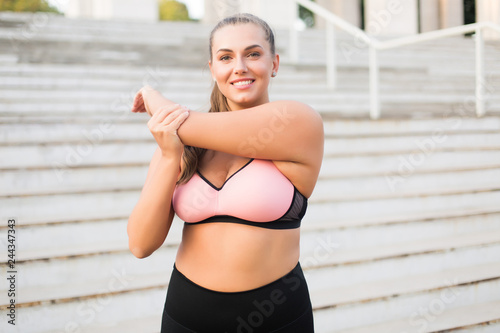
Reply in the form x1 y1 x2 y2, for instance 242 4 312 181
323 117 500 135
0 251 175 307
75 315 162 333
323 133 500 156
301 212 500 263
303 228 500 271
314 261 500 308
1 286 167 333
0 142 157 170
2 217 183 262
333 300 500 333
319 151 500 178
305 190 500 227
314 169 500 201
305 242 500 293
0 123 151 146
314 264 500 331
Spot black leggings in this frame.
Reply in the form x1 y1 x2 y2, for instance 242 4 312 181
161 262 314 332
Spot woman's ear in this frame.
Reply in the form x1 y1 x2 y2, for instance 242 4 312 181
209 60 215 81
272 54 280 77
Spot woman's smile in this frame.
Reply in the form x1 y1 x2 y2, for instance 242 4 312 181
230 78 255 89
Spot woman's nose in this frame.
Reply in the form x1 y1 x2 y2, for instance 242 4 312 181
234 56 248 74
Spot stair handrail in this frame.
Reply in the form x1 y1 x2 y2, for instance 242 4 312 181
290 0 500 119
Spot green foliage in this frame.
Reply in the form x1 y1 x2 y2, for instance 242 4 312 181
0 0 61 13
299 0 315 28
159 0 190 21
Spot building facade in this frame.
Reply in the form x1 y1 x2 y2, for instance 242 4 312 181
66 0 158 21
203 0 499 38
64 0 499 39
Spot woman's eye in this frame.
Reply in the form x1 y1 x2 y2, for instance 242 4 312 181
248 52 260 58
220 55 230 61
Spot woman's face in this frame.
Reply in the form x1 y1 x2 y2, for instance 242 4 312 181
209 23 279 111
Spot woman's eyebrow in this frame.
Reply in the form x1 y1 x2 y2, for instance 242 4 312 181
216 44 264 54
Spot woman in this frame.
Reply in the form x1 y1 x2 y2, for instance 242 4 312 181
128 13 324 332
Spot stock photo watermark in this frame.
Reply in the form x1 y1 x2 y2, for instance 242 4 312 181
302 234 340 268
58 267 134 333
7 0 71 52
404 278 461 333
385 129 447 192
237 105 297 157
385 72 496 192
234 267 305 333
51 66 170 182
233 232 339 333
7 12 49 52
5 218 17 326
213 0 241 21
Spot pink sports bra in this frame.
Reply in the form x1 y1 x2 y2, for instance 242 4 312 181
172 159 307 229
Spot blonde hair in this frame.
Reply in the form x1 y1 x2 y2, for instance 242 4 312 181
178 13 276 184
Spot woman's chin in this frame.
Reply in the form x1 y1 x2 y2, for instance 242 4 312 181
228 97 264 110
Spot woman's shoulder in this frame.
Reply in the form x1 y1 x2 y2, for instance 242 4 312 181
267 100 323 129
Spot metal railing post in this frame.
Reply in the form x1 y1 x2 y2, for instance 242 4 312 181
369 46 380 119
326 21 336 89
475 25 486 117
289 1 299 64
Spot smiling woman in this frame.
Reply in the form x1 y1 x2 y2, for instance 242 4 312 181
127 13 323 333
209 23 278 111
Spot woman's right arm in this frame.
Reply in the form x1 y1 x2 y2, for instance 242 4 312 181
127 105 189 258
127 147 179 258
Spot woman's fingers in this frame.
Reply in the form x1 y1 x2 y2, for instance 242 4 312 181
131 91 146 113
157 109 189 132
150 104 182 123
147 105 189 131
148 105 174 126
131 86 155 113
168 109 190 130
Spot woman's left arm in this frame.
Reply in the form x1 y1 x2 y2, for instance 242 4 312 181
178 100 323 165
132 87 324 166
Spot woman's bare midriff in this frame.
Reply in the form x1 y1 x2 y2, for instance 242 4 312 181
175 222 301 292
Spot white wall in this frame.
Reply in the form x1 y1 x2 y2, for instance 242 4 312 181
477 0 500 40
364 0 418 36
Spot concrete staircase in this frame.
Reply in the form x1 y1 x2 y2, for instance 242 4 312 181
1 12 500 333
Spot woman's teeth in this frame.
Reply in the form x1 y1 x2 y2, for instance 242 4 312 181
233 80 253 86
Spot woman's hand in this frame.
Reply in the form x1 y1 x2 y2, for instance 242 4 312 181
131 86 151 115
131 85 169 116
147 104 190 158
